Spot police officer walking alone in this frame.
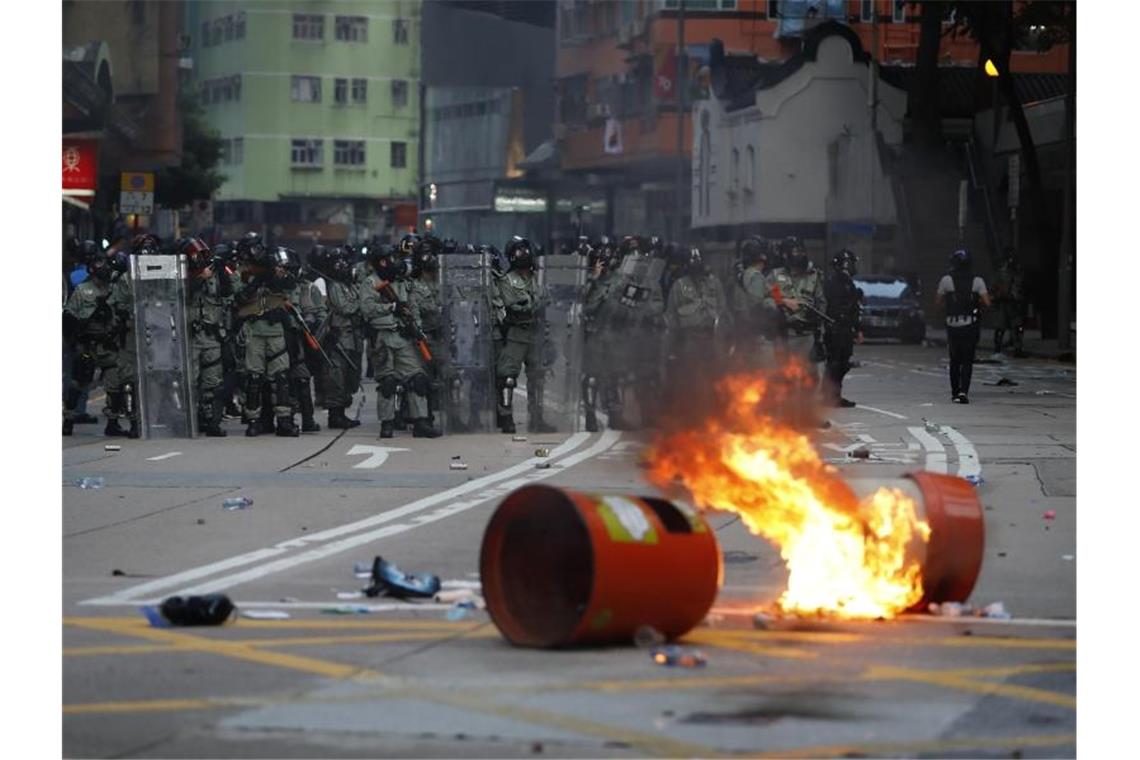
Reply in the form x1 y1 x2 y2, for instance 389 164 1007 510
822 249 863 407
936 249 991 404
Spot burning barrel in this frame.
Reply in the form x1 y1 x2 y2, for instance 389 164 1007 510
845 472 986 611
479 485 722 647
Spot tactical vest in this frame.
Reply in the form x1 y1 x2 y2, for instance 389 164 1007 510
945 273 978 320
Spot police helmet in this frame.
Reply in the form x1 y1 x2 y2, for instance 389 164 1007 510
832 248 858 276
235 231 266 263
412 249 439 276
950 248 971 272
398 234 421 257
177 237 212 270
739 235 770 267
366 244 401 281
505 235 535 270
131 233 162 256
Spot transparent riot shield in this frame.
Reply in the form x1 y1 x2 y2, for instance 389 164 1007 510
439 251 496 433
534 253 586 433
131 254 196 439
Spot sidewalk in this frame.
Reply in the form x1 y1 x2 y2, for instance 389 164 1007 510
923 326 1076 363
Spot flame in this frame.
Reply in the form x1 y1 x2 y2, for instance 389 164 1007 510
646 361 931 619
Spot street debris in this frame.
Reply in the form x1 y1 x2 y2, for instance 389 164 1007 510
362 555 441 599
449 462 469 470
321 606 373 615
75 477 105 489
336 591 365 600
534 448 551 457
848 447 871 460
242 610 290 620
446 600 477 621
223 497 253 511
984 377 1019 386
633 625 666 648
104 444 121 452
753 612 776 630
535 461 552 469
1043 510 1057 520
144 594 236 627
927 601 1011 620
111 569 125 576
921 418 942 434
1062 554 1075 561
997 552 1007 557
1035 389 1054 396
434 588 478 604
196 518 206 525
964 474 985 486
650 645 707 667
511 435 528 442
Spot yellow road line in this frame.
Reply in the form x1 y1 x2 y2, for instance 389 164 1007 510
707 627 1076 651
755 732 1076 759
65 617 379 680
240 630 499 648
685 629 818 659
65 698 221 715
65 644 185 657
65 616 477 632
939 662 1076 679
865 666 1077 709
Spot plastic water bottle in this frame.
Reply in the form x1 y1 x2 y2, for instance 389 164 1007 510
222 497 253 511
75 477 105 489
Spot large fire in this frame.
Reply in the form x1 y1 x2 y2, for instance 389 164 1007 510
646 361 931 619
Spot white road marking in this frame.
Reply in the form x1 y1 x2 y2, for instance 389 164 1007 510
907 427 947 474
236 601 454 612
942 426 981 478
855 404 908 420
145 452 182 462
856 434 876 443
82 431 617 605
898 614 1076 629
345 444 409 469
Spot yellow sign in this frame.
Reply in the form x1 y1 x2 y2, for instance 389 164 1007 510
120 172 155 192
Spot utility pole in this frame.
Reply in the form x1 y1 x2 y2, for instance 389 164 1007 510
868 2 878 271
674 0 686 241
1056 13 1076 351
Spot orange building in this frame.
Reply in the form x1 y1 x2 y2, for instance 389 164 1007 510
547 0 1069 240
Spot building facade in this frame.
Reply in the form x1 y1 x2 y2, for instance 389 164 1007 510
186 0 422 246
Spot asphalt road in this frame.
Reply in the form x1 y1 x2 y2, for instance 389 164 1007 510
62 343 1076 758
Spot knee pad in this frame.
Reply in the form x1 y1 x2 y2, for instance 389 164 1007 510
379 376 400 398
504 377 516 389
409 372 432 396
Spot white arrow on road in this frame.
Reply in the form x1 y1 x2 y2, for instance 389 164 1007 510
345 445 409 469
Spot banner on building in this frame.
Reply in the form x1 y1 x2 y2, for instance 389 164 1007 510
62 139 99 196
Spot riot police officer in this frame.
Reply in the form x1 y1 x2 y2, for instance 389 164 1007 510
491 236 556 434
62 241 119 436
407 239 444 426
182 236 239 436
822 249 863 408
105 235 156 438
360 245 439 438
212 242 244 420
731 235 782 366
280 247 324 433
663 244 730 398
319 247 363 430
579 236 623 432
992 249 1025 357
936 249 991 404
777 237 826 367
233 236 300 436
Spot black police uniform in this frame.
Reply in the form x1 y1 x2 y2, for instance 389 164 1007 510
823 268 861 405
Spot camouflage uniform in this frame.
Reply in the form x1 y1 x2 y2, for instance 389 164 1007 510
188 265 240 435
62 277 118 434
322 276 363 426
490 268 549 432
664 267 731 398
360 274 430 432
106 272 139 437
580 262 622 431
234 277 295 435
600 258 666 429
286 278 327 431
407 275 443 420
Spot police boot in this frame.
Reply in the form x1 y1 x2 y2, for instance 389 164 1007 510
75 413 99 424
245 420 262 437
497 378 516 434
379 420 395 439
582 376 599 433
328 407 360 429
104 416 129 438
63 418 74 436
127 418 140 439
275 415 300 437
413 418 441 438
298 387 321 432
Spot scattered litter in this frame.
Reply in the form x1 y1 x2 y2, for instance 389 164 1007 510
984 377 1019 386
651 645 707 668
921 418 942 434
1062 554 1074 561
336 591 365 601
633 625 666 648
531 742 544 754
449 462 469 470
75 477 105 489
848 447 871 460
753 612 776 630
321 606 372 615
223 497 254 511
446 600 477 621
511 435 528 442
196 518 206 525
279 597 300 603
434 589 477 604
703 613 726 627
928 601 1012 619
534 448 551 457
980 602 1011 620
535 462 552 470
242 610 290 620
111 569 125 576
362 555 441 599
964 474 985 486
145 594 236 627
919 403 934 407
927 602 967 617
1035 389 1054 396
1043 510 1057 521
451 454 461 459
997 552 1007 557
104 444 121 452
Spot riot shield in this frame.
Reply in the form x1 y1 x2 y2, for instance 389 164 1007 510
533 253 585 433
131 254 196 439
439 251 496 433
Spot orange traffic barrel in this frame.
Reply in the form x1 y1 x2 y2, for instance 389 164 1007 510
846 472 986 609
480 484 722 648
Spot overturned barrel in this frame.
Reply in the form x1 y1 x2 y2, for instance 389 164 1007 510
846 472 986 610
480 485 722 648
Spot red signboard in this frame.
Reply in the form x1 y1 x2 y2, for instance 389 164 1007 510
393 203 418 227
62 139 99 194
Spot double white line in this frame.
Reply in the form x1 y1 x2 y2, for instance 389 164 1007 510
82 430 621 606
907 425 980 478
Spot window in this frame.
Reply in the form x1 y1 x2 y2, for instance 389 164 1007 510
860 0 874 22
745 145 755 194
892 1 906 23
235 12 246 38
730 147 740 196
292 76 322 103
390 141 407 168
220 140 232 165
334 78 348 105
232 137 243 165
198 81 208 105
131 0 145 25
393 18 409 45
200 21 210 47
664 0 736 9
231 74 241 101
391 79 407 108
335 15 368 42
293 13 324 41
224 15 234 41
334 140 366 166
352 78 367 104
211 18 224 46
291 139 324 167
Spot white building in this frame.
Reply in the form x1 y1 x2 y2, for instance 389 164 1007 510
692 23 906 236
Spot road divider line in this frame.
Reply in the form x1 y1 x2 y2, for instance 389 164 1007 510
169 431 620 597
942 426 981 478
908 427 947 474
855 404 908 420
80 431 593 606
145 452 182 462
